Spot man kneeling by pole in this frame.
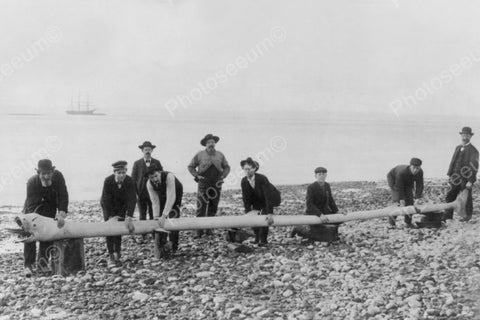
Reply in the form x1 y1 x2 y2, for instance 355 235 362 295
146 164 183 256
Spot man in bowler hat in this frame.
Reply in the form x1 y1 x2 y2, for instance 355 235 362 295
23 159 69 277
386 158 424 227
131 141 162 240
188 134 230 238
445 127 479 221
101 161 136 265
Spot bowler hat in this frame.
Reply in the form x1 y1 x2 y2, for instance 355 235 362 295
459 127 474 135
144 163 164 178
240 157 260 171
314 167 327 174
410 158 422 166
37 159 55 172
138 141 156 149
200 134 220 146
112 160 128 170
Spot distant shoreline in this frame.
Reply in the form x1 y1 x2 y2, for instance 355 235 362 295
0 178 449 209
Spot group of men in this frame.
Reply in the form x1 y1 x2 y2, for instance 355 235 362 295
21 127 478 276
386 126 478 227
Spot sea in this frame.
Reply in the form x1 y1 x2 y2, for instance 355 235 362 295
0 111 473 207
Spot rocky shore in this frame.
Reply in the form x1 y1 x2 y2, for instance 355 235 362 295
0 180 479 319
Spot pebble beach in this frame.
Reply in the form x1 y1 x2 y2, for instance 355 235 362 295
0 180 479 320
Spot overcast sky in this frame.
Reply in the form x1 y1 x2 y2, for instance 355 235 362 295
1 0 480 118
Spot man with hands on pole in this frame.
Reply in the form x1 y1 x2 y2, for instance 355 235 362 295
387 158 424 228
100 161 136 266
146 164 183 253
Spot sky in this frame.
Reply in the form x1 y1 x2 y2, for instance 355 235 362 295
1 0 480 118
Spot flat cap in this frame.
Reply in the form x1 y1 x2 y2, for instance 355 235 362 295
112 160 128 170
410 158 422 166
314 167 327 174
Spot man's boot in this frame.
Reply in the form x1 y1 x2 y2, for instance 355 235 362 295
24 265 33 278
194 229 204 239
108 253 116 267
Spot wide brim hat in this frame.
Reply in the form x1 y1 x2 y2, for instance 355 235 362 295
138 141 156 149
36 159 55 172
240 157 259 171
459 127 474 135
200 134 220 146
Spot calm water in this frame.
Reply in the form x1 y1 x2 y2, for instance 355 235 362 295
0 112 470 206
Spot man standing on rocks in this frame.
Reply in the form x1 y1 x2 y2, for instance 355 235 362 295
131 141 162 242
101 161 136 266
23 159 69 277
146 164 183 253
387 158 424 227
290 167 340 243
188 134 230 238
445 127 479 221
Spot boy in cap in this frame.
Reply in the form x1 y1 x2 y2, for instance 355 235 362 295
445 126 479 221
386 158 424 227
290 167 340 242
100 161 136 265
23 159 69 277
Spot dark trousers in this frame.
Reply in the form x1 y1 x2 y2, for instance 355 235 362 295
252 209 269 243
167 205 181 251
24 241 53 269
196 183 222 218
106 236 122 254
195 184 221 236
390 189 414 224
138 196 153 220
445 182 473 219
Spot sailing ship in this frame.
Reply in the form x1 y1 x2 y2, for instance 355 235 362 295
66 94 105 115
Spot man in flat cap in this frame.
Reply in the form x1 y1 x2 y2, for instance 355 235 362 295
131 142 162 235
445 127 479 221
290 167 340 242
386 158 424 227
101 161 136 265
145 164 183 253
188 134 230 238
23 159 69 277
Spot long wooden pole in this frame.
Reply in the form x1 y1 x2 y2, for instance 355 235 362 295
11 190 466 242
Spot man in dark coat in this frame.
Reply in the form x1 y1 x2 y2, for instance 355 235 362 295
131 141 162 223
387 157 424 227
444 127 479 221
188 134 230 238
240 157 274 246
146 164 183 252
291 167 340 242
100 161 136 265
23 159 69 277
